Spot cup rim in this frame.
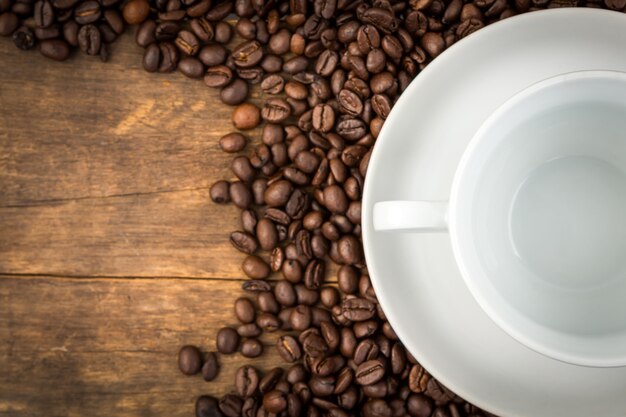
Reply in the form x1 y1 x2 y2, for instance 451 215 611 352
448 69 626 368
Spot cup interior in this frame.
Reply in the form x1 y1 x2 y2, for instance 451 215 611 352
451 71 626 367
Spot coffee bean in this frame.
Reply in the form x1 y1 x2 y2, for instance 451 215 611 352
212 20 232 43
219 394 243 417
241 255 270 279
259 367 283 393
235 17 256 39
277 335 302 362
78 24 101 55
258 290 279 313
237 323 262 337
35 25 61 40
178 345 203 375
0 12 19 36
236 365 259 397
229 181 252 209
342 297 375 322
264 180 293 207
158 41 179 72
290 304 312 330
232 102 261 130
216 327 240 354
74 0 101 24
356 359 386 385
282 55 308 74
234 297 255 324
204 65 233 88
312 104 335 132
261 54 283 73
135 20 155 47
34 0 54 28
39 39 70 61
304 258 325 289
261 98 292 123
315 49 339 76
122 0 149 24
174 30 199 55
12 26 34 49
196 396 221 417
221 78 249 105
261 74 285 94
199 44 226 66
232 40 263 68
273 280 296 306
263 390 287 413
362 399 392 417
296 283 320 306
201 352 219 381
219 132 247 153
409 363 430 393
320 286 340 308
256 312 281 332
210 180 230 204
309 375 335 397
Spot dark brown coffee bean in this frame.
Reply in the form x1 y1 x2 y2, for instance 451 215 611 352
334 367 353 395
235 17 256 40
36 26 62 41
0 12 20 36
261 74 285 95
177 57 204 78
279 258 301 283
74 0 100 24
219 394 243 417
218 132 246 153
354 359 385 385
235 365 259 397
309 375 335 397
134 20 155 47
77 24 101 55
288 304 311 330
197 45 226 67
216 327 239 354
352 319 377 339
265 208 291 225
319 320 339 350
337 265 358 294
203 65 233 88
242 255 270 279
196 396 221 417
260 54 282 73
282 55 308 74
199 351 219 381
252 219 276 251
237 323 262 337
229 181 252 209
263 390 287 413
407 394 433 417
12 25 35 49
231 40 263 68
311 104 335 133
173 30 198 56
234 297 255 324
271 280 294 307
426 378 456 406
158 41 179 72
262 98 292 123
230 231 258 254
322 185 348 214
241 338 263 358
221 78 248 105
285 364 307 385
34 0 54 28
342 297 375 322
277 335 302 362
264 180 293 207
39 39 70 60
209 21 230 44
256 312 281 332
232 103 260 131
258 291 279 313
209 180 230 204
337 234 363 265
304 258 325 289
320 286 340 308
178 345 203 375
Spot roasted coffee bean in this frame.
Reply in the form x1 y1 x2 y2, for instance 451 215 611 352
158 41 179 72
261 74 285 94
261 54 283 73
0 12 20 36
263 390 287 413
290 304 312 330
219 132 247 153
210 180 230 204
258 290 279 313
407 394 434 417
237 323 262 337
34 0 54 28
204 65 233 88
232 40 263 68
174 30 199 55
178 345 203 375
235 17 256 39
123 0 149 24
362 399 392 417
262 98 292 123
270 247 285 273
216 327 239 354
229 181 252 209
39 39 70 60
281 259 302 283
256 312 281 332
219 394 243 417
201 352 219 381
77 24 101 55
135 20 155 47
256 218 278 250
199 44 226 67
295 283 320 306
12 26 35 49
221 78 249 105
73 0 100 24
241 255 270 279
241 398 258 417
426 378 456 406
210 20 231 43
342 297 375 322
304 258 324 289
338 234 363 265
235 365 259 397
196 396 221 417
264 180 293 207
312 104 335 132
35 25 61 40
356 359 386 385
334 367 353 394
234 297 255 324
277 335 302 362
265 208 290 225
274 280 296 306
240 338 263 357
232 102 261 130
409 363 430 393
321 286 340 308
354 320 378 338
309 375 335 397
259 367 283 393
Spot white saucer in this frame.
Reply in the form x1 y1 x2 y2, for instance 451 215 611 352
362 9 626 417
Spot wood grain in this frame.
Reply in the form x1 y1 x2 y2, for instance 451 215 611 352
0 275 286 417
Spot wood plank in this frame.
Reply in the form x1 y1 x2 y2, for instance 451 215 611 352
0 275 287 417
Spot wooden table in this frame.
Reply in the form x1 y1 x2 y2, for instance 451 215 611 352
0 31 293 417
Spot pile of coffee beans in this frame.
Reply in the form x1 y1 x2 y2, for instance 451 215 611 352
2 0 619 415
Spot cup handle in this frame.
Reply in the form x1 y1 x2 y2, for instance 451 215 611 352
373 201 449 232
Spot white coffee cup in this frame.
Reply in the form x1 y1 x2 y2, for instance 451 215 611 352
374 71 626 367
